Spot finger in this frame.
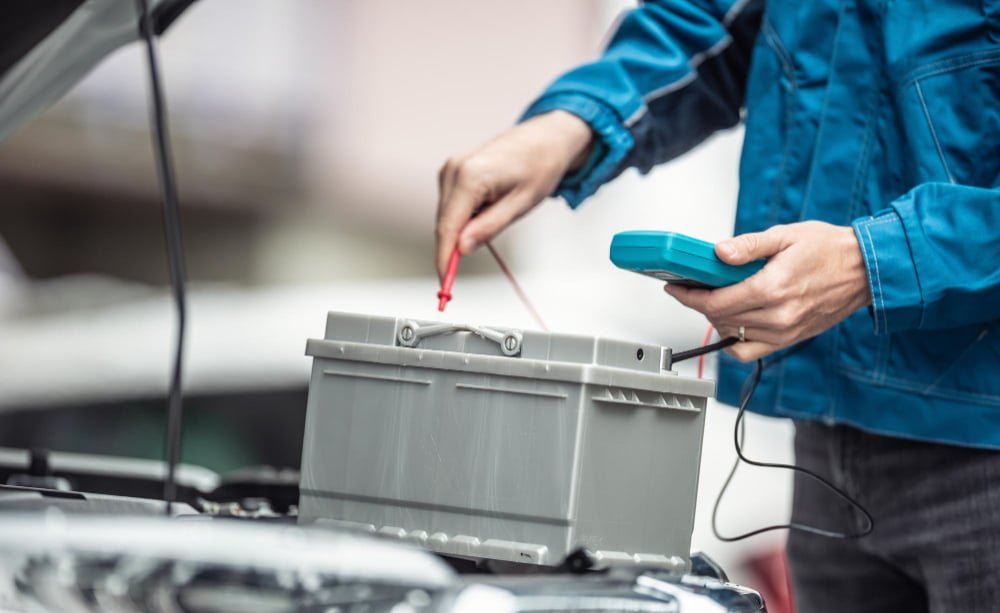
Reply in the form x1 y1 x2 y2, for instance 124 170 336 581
716 226 790 265
458 188 538 254
437 156 460 214
663 284 713 312
435 164 460 278
664 280 770 320
713 323 791 346
710 303 800 332
724 340 782 362
435 159 462 279
435 166 490 279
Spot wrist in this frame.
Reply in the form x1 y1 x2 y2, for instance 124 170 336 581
840 225 873 308
536 110 595 172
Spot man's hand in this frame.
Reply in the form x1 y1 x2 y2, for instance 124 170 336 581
435 110 593 280
664 221 872 361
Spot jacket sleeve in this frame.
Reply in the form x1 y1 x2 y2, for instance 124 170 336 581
520 0 764 208
852 183 1000 333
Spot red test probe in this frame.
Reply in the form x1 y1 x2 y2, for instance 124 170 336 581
437 247 461 311
436 242 549 331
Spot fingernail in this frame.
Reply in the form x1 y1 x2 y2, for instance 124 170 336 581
717 241 737 259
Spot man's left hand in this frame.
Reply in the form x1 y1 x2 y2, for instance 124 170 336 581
663 221 872 362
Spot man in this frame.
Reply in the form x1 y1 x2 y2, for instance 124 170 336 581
434 1 1000 611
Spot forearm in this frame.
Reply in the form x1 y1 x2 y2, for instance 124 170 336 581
521 0 764 207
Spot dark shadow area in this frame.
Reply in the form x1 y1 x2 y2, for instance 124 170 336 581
0 387 308 472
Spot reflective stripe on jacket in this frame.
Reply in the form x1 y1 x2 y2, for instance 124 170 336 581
523 0 1000 448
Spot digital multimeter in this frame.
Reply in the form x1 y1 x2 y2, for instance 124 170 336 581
610 231 764 288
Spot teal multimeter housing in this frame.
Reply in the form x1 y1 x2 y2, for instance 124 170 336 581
610 231 765 288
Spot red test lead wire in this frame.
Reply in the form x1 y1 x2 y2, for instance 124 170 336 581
485 242 548 331
435 241 549 333
437 247 461 311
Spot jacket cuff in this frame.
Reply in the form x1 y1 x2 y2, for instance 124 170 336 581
852 209 923 335
520 93 634 208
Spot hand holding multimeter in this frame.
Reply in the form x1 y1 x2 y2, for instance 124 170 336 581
614 224 873 364
610 231 765 288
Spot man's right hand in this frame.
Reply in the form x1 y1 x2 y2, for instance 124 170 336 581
435 110 594 279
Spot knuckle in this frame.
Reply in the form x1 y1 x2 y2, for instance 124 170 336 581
765 271 793 299
747 275 768 296
767 267 789 286
455 158 482 181
457 165 493 199
762 282 785 303
774 305 799 329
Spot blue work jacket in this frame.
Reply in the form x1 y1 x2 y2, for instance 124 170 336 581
523 0 1000 449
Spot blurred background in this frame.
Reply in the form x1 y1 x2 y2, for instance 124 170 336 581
0 0 792 598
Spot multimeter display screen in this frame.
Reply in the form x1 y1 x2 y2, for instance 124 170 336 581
640 269 714 288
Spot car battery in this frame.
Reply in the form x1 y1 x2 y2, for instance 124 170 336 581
299 311 713 570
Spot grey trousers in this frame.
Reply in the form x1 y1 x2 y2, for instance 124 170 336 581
788 421 1000 613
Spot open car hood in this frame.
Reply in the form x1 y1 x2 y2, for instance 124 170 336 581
0 0 195 141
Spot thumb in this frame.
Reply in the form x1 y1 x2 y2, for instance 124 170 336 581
716 227 786 264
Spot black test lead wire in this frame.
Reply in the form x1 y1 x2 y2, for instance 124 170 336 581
713 357 874 541
670 336 739 364
674 338 874 540
135 0 188 515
